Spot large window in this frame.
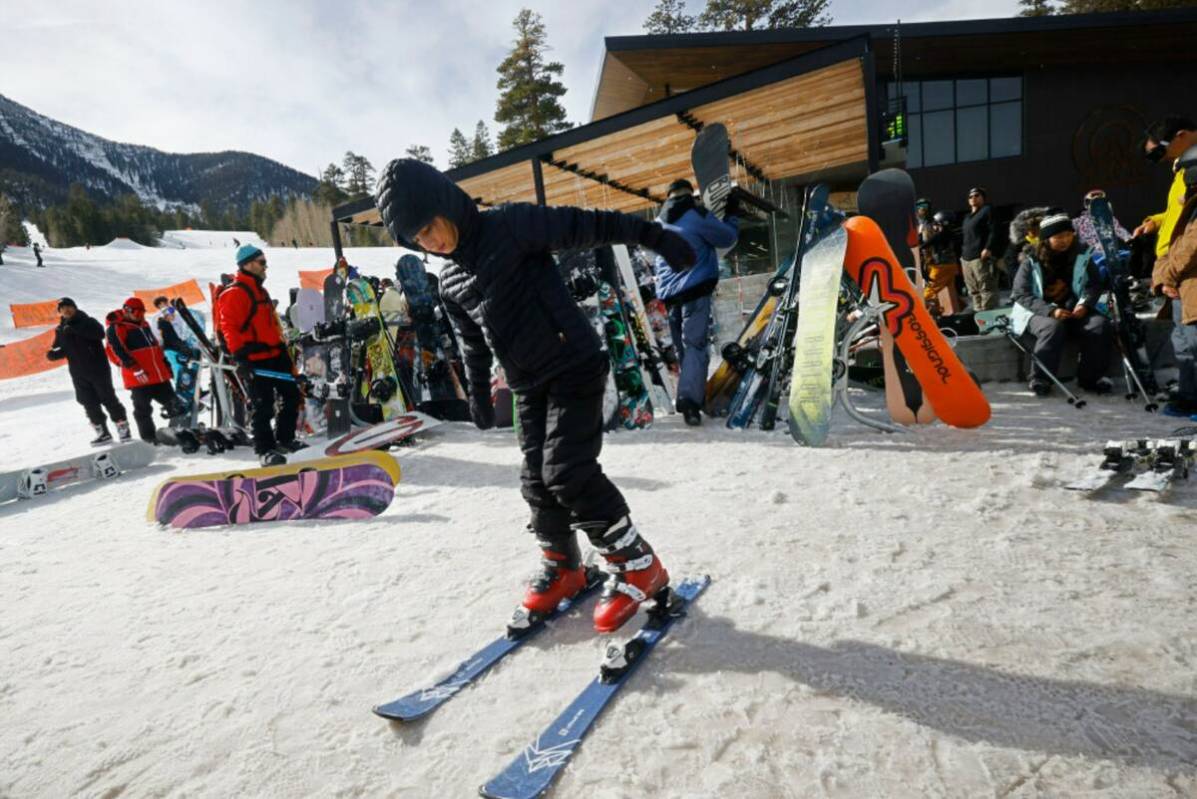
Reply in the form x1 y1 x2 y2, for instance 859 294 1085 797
885 77 1022 168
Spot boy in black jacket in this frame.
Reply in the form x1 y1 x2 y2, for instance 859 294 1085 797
376 158 696 633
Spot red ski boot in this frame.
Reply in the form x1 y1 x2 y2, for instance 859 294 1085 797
586 516 669 633
520 531 587 615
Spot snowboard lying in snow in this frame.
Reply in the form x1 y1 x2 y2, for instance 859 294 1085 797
0 441 156 504
288 411 442 463
148 451 400 528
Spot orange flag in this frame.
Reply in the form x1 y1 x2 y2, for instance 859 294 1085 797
0 329 64 380
299 269 332 291
10 300 61 328
133 278 205 308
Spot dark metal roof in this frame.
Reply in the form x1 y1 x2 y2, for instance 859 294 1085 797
604 8 1197 52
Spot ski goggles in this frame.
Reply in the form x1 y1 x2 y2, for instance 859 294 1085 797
1146 140 1170 163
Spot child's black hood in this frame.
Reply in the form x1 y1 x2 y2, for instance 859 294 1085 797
375 158 480 253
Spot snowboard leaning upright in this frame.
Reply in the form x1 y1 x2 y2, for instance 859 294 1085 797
691 123 733 220
856 169 935 426
842 215 991 429
787 227 849 446
322 270 353 437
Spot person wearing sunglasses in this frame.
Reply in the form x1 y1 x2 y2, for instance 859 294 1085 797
1137 116 1197 416
105 297 182 442
216 244 303 465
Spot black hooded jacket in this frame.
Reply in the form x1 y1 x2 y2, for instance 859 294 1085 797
46 310 113 384
376 159 676 393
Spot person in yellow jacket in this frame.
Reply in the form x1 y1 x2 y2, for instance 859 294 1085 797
1137 116 1197 416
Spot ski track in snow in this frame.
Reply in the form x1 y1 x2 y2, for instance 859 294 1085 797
1 242 1196 798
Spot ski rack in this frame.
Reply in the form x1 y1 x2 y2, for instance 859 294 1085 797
172 299 252 435
833 303 907 436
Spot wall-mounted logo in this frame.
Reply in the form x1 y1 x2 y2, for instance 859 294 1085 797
1072 105 1149 190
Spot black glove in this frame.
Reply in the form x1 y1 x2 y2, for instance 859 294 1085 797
640 224 696 271
233 358 254 391
469 393 495 431
723 192 742 220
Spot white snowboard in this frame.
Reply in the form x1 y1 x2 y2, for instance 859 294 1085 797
0 441 157 504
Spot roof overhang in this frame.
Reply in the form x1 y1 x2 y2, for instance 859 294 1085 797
592 9 1197 120
334 37 875 226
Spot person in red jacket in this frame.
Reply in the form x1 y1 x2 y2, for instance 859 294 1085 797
217 245 302 465
105 297 182 443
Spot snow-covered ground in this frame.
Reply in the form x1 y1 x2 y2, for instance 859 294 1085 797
1 240 1195 798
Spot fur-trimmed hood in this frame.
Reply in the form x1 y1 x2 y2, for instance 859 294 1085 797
1009 206 1054 246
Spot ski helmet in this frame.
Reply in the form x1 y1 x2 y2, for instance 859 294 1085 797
1177 143 1197 189
1083 189 1106 210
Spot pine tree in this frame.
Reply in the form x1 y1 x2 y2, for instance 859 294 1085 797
313 163 347 206
0 193 26 247
405 145 435 165
495 9 571 151
698 0 831 30
448 128 473 168
644 0 696 33
472 120 495 161
1019 0 1056 13
341 152 375 196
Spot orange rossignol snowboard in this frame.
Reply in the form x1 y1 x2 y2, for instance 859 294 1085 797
842 215 991 429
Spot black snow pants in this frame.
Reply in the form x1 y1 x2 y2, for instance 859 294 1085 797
74 372 127 428
1024 312 1113 388
515 355 628 536
130 382 179 442
246 354 300 454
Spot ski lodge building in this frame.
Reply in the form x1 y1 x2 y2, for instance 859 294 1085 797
333 9 1197 278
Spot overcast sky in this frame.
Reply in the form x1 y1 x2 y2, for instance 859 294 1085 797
5 0 1020 178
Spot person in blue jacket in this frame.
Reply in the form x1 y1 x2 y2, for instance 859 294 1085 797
1010 213 1113 396
653 179 740 425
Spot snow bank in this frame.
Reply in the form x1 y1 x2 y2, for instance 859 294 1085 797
159 229 269 250
101 237 148 250
0 245 1194 798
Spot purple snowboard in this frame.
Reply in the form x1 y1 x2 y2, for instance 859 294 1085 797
155 464 395 528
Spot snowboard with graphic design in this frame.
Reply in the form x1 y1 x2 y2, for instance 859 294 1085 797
842 216 990 428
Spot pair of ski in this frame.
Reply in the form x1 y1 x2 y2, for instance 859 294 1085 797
1066 438 1193 493
374 574 710 799
723 185 835 430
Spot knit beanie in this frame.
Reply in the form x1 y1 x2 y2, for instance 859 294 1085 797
235 244 264 266
1038 213 1073 240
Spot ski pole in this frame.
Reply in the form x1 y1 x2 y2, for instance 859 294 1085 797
1000 327 1086 409
253 368 296 382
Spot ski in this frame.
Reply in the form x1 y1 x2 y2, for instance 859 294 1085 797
1064 440 1146 491
479 575 710 799
374 568 605 722
1125 439 1193 492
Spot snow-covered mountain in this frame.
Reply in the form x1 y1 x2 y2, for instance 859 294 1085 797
0 93 317 214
